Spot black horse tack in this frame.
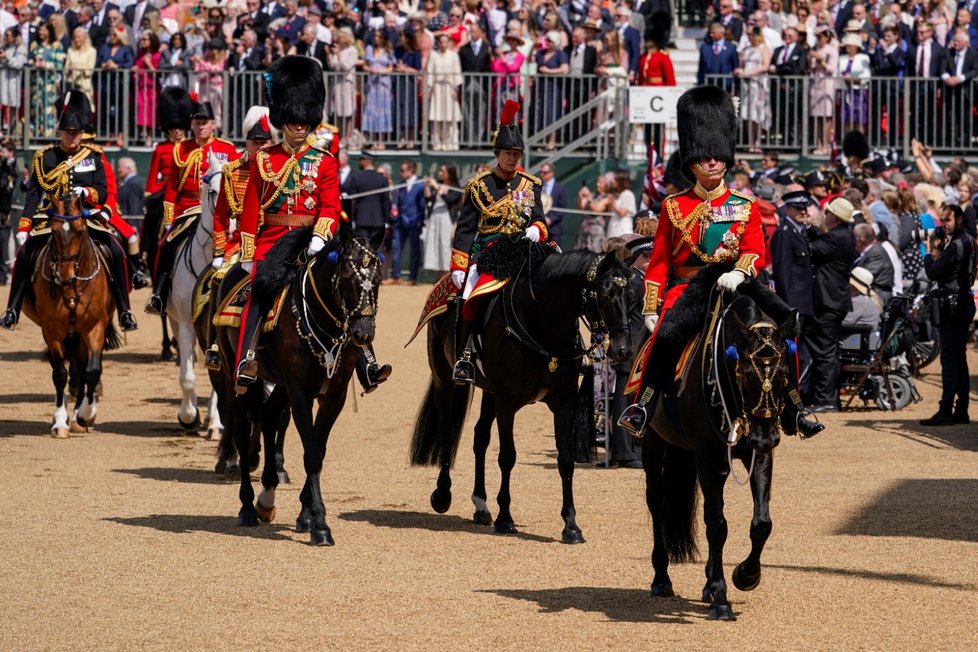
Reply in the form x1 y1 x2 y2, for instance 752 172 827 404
410 244 634 544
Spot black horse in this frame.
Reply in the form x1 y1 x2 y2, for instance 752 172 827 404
410 245 633 543
638 267 796 620
215 224 383 546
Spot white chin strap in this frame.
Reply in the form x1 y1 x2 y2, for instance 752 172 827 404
462 264 479 300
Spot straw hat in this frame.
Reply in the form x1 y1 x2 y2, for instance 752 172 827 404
850 267 874 295
841 32 863 49
502 29 525 46
826 197 855 223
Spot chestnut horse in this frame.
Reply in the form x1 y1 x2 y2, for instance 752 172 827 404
22 194 119 437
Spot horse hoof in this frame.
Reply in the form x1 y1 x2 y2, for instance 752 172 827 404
69 421 87 434
75 414 96 428
160 349 173 361
494 521 518 535
732 563 761 592
295 517 313 534
708 603 737 621
561 528 586 544
178 412 201 431
472 510 493 526
430 488 452 514
256 501 276 523
214 459 226 474
237 509 259 527
277 470 291 485
650 582 674 597
51 427 70 439
224 463 240 481
310 529 335 546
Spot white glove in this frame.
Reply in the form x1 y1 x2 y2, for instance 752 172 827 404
717 270 747 292
241 260 254 274
451 270 465 289
127 233 138 244
71 186 89 199
525 225 542 242
211 256 224 270
306 234 327 257
15 231 27 247
644 313 658 333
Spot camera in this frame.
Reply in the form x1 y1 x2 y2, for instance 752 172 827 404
929 228 948 251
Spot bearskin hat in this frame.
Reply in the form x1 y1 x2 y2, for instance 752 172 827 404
242 105 274 141
56 90 93 132
492 99 524 151
676 85 737 178
158 86 192 131
663 150 688 188
842 130 870 161
263 55 326 130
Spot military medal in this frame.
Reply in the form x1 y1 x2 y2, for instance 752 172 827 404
304 197 315 211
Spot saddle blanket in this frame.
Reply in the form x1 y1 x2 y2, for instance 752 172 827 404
193 252 243 322
623 333 701 397
212 274 289 333
406 273 456 346
165 209 201 243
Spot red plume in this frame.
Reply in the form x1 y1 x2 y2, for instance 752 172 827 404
259 114 270 131
189 91 199 103
500 99 520 126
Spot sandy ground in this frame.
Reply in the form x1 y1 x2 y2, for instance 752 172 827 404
0 284 976 651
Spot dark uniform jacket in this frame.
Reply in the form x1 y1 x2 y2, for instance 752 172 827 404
350 168 391 230
808 223 856 313
770 216 815 316
18 143 107 233
924 228 978 297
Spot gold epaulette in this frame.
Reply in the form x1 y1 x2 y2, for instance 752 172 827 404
464 170 491 194
518 170 541 185
729 189 757 203
222 157 246 176
84 143 103 154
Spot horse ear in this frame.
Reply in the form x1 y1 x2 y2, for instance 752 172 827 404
777 308 798 342
337 219 353 242
367 225 384 252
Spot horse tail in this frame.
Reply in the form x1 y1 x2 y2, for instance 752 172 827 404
662 444 699 563
410 379 471 467
103 321 122 352
572 365 595 463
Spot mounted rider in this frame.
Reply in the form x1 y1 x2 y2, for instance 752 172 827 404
1 90 138 331
618 85 822 439
449 99 549 384
145 94 239 316
203 105 275 371
233 55 391 395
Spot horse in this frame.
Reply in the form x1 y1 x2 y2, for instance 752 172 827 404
214 224 383 546
409 245 633 543
22 193 120 437
637 267 796 621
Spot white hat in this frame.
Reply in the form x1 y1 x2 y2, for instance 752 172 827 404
826 197 856 223
850 266 874 295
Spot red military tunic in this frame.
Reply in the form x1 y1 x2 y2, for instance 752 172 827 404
99 150 137 241
639 49 676 86
212 155 252 259
145 140 176 196
163 136 239 226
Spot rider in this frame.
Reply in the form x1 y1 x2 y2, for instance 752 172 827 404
234 55 391 395
618 85 822 438
91 141 148 290
204 105 275 371
1 91 137 331
144 95 239 316
449 100 549 384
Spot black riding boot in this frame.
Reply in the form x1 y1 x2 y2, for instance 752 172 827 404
452 304 475 384
109 245 137 331
146 239 173 315
129 254 149 289
780 389 824 438
0 250 31 329
234 300 264 394
355 344 393 394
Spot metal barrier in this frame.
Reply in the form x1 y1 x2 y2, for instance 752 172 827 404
705 73 978 157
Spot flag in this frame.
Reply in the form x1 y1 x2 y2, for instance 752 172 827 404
644 143 665 204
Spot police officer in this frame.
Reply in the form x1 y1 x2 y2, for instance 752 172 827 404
1 91 137 331
919 203 977 426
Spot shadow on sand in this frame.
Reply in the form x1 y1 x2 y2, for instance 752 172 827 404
104 514 293 541
766 562 977 591
113 466 227 485
478 586 704 624
339 509 556 543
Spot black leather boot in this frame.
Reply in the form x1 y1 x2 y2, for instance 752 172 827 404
129 254 149 289
0 263 28 329
145 271 169 315
234 300 263 394
452 308 475 385
355 344 392 394
780 389 823 438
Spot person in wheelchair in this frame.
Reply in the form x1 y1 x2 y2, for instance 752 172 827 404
842 267 882 331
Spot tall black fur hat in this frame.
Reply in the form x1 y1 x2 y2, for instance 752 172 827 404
158 86 192 131
676 85 737 177
263 55 326 130
492 99 524 151
663 150 688 187
842 130 870 161
56 90 93 131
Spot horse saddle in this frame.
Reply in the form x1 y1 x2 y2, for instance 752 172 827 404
212 264 290 333
164 210 201 244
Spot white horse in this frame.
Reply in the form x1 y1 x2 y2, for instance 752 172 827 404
166 153 224 438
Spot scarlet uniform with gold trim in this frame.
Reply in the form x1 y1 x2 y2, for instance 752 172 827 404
163 136 239 226
98 150 137 241
145 140 175 196
212 156 252 258
17 142 106 235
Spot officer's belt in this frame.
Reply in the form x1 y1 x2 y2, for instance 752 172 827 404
264 214 316 227
478 216 524 236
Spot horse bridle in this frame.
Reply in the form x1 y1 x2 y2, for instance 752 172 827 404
580 255 630 339
731 321 786 421
44 213 102 294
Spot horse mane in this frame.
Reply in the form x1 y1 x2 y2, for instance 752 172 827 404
252 226 323 304
475 238 555 281
535 249 599 283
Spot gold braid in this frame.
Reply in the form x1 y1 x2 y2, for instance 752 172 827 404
32 147 91 196
255 150 302 212
221 158 247 215
174 146 203 191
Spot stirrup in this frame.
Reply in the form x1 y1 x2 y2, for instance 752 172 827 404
119 311 138 332
617 403 648 438
144 294 163 315
132 270 149 290
234 351 258 394
0 308 16 330
452 358 475 385
204 346 222 372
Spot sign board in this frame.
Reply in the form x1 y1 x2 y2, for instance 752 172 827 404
628 86 687 124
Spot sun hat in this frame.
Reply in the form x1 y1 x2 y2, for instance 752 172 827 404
850 266 874 295
826 197 855 223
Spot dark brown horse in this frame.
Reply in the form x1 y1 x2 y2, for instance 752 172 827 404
22 193 119 437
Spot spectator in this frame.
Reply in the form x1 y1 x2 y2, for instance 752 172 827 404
906 22 943 146
609 170 636 237
534 30 568 151
809 24 838 155
134 31 161 145
387 160 426 285
106 7 132 47
741 10 783 52
735 27 772 153
15 4 36 51
278 0 306 44
235 0 271 42
596 29 628 123
49 13 69 51
96 25 134 142
490 29 524 116
896 183 926 283
613 6 640 81
866 177 898 242
304 5 331 45
79 5 108 49
710 0 744 43
869 25 906 145
853 222 896 303
125 0 153 42
116 156 143 225
848 3 877 42
539 11 569 49
159 30 190 89
538 162 567 247
421 163 462 279
424 0 448 33
193 38 228 133
393 26 423 149
229 29 266 71
441 5 470 48
769 26 807 146
941 28 978 149
842 266 883 329
947 7 978 49
29 21 64 139
832 0 856 38
327 26 359 139
925 0 953 46
349 150 391 243
839 32 871 132
0 139 15 285
576 174 611 253
426 32 462 151
564 27 597 142
458 21 490 146
697 21 737 88
64 28 96 106
363 30 395 148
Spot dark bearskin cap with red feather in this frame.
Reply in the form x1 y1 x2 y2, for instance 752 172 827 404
263 55 325 130
492 99 524 151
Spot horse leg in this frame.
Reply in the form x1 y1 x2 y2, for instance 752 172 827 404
176 320 200 430
232 385 260 527
551 393 585 544
206 389 224 440
291 389 333 546
74 349 102 428
493 402 518 535
49 344 70 439
732 452 773 592
274 404 291 485
471 392 494 526
256 387 289 522
643 436 674 597
430 384 457 515
160 314 173 361
698 452 735 621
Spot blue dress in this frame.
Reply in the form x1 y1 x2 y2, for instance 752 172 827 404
534 50 567 130
362 47 393 133
394 48 422 128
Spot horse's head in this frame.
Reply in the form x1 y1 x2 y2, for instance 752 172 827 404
722 299 797 454
328 223 383 347
582 252 634 365
47 193 90 284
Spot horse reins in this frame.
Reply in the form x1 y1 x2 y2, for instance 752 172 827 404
43 216 103 329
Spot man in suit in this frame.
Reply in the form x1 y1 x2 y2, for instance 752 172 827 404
294 23 327 66
870 25 907 144
565 27 598 141
907 22 944 144
338 149 355 224
948 7 978 49
124 0 151 38
848 3 878 42
459 22 492 145
697 22 738 88
769 27 808 145
538 163 567 248
15 5 36 51
78 6 109 49
234 0 272 42
387 160 427 285
614 6 641 80
853 223 895 303
228 29 266 71
116 157 144 227
57 0 80 33
806 197 857 411
89 0 120 32
710 0 743 43
832 0 855 38
262 0 287 20
350 150 391 244
941 27 978 148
